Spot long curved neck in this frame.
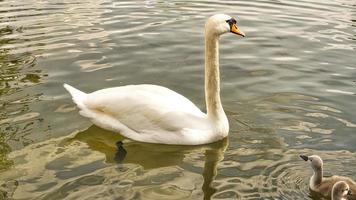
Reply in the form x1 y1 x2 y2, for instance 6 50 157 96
204 31 225 120
311 167 323 187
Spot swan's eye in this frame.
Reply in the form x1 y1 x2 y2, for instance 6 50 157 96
226 18 237 27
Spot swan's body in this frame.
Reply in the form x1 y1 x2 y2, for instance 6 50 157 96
64 84 219 145
300 155 356 200
64 14 245 145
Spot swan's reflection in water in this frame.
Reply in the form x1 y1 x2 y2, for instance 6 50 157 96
71 125 228 199
202 147 226 200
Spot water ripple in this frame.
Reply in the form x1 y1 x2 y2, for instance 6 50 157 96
218 149 356 199
1 0 356 199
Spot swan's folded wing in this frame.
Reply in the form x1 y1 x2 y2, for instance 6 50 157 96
82 84 208 133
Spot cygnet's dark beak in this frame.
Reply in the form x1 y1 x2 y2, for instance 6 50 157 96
300 155 309 161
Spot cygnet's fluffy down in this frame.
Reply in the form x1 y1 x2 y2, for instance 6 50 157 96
332 181 352 200
300 155 356 200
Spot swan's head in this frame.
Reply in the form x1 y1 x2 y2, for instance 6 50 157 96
205 14 245 37
300 155 323 171
332 181 352 199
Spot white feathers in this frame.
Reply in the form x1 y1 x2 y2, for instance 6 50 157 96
205 14 231 36
63 84 87 109
63 84 217 145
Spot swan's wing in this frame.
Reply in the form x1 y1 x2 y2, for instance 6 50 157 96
83 84 208 133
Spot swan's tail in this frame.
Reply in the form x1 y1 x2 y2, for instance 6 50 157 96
63 83 129 135
63 83 87 110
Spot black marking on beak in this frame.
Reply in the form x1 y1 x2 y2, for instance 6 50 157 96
300 155 309 161
226 18 237 28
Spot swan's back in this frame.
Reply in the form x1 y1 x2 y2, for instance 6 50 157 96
88 84 202 114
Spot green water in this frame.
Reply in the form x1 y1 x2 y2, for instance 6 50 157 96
1 0 356 199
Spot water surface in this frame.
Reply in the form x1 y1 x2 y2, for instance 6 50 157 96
1 0 356 199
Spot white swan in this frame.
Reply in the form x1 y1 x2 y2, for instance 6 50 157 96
64 14 245 145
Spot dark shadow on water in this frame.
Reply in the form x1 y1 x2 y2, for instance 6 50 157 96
71 125 228 199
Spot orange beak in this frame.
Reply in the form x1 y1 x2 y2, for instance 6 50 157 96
231 24 245 37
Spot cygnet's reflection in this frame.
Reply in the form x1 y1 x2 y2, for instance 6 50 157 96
72 125 228 199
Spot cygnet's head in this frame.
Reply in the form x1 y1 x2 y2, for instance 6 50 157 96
332 181 352 200
300 155 323 170
205 14 245 37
